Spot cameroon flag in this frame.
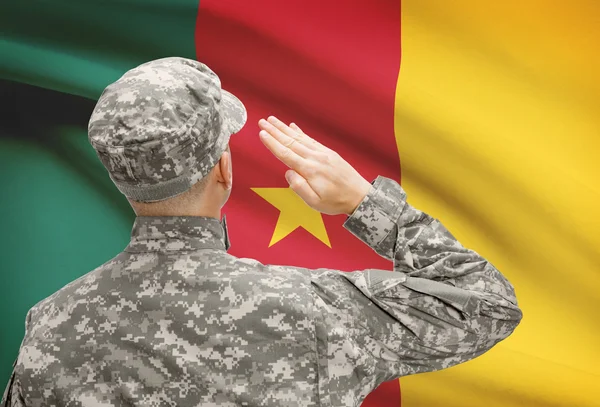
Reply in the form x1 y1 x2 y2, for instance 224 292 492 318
1 1 598 406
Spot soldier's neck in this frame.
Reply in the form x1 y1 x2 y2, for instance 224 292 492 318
136 208 221 219
130 202 221 219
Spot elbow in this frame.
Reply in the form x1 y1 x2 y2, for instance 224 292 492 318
491 285 524 340
472 301 523 353
503 303 523 339
469 267 524 344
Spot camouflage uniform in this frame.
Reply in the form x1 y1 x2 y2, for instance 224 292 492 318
2 57 522 407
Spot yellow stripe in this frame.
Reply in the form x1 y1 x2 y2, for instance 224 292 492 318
395 1 600 406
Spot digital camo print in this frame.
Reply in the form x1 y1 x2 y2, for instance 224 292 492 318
2 176 522 407
311 176 522 406
88 57 247 202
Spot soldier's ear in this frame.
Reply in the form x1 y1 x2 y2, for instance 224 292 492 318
217 149 232 189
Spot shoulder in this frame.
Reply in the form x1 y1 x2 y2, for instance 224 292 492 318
28 252 127 326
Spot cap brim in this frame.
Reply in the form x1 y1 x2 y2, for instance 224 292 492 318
221 89 247 135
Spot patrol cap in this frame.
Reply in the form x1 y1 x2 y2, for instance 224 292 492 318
88 56 247 202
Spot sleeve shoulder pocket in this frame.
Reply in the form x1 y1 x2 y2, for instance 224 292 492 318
365 269 407 296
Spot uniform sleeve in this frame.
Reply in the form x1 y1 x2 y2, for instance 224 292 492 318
1 374 25 407
307 176 523 406
1 312 30 407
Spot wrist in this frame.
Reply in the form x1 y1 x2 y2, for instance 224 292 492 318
346 179 372 216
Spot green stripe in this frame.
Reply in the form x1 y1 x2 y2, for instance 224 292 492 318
0 0 199 99
0 0 199 388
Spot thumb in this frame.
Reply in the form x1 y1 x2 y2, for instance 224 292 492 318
285 170 319 206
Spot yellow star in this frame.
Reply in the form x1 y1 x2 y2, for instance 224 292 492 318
251 187 331 248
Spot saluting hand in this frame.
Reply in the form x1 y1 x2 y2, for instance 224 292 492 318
258 116 372 216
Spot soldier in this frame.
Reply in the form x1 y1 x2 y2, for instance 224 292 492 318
2 57 522 407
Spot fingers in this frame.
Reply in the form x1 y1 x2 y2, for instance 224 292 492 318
259 129 307 171
264 116 321 151
290 123 304 134
290 122 327 150
258 118 315 158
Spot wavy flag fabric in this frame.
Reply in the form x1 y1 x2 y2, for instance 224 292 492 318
195 2 401 405
0 1 599 407
395 2 600 406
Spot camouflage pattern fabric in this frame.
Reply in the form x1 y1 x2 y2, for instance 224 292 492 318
88 57 247 202
1 176 522 407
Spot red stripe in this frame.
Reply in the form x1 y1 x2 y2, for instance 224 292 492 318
196 1 401 405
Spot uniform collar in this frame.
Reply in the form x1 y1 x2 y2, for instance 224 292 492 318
125 215 231 253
